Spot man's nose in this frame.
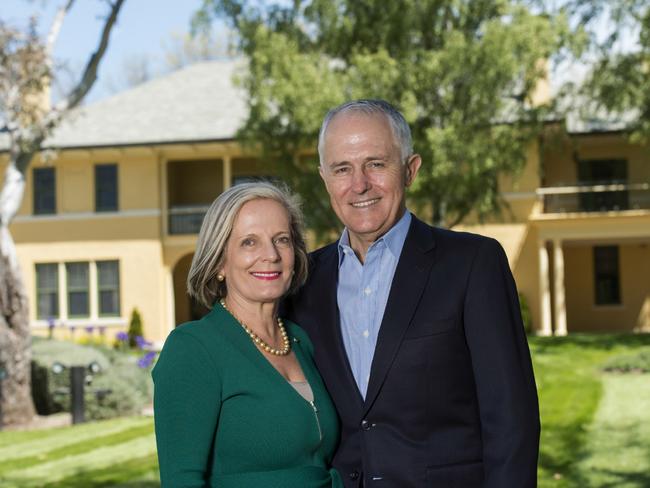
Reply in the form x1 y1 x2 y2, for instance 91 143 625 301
351 169 371 193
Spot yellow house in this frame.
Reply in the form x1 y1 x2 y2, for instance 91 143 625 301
460 119 650 335
1 61 648 343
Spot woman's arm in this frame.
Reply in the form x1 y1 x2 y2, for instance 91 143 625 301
152 328 222 487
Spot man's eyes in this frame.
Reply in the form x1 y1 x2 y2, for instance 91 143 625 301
333 166 351 175
332 161 386 174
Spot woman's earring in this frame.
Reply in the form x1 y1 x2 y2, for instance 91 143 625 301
217 274 225 282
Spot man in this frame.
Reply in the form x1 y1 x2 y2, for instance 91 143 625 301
285 99 540 487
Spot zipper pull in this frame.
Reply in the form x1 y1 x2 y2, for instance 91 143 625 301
309 400 323 441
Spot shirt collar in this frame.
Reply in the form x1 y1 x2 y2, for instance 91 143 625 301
337 211 412 266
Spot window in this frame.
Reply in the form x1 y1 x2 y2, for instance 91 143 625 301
97 261 120 316
35 264 59 319
66 262 89 317
578 159 628 212
33 167 56 215
594 246 621 305
95 164 118 212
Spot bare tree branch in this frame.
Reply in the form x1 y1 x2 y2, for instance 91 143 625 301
46 0 76 58
60 0 125 111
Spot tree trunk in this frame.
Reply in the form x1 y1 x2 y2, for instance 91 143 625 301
0 225 36 427
0 0 125 428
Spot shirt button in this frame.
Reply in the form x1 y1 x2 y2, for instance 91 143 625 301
364 287 372 295
349 470 360 480
362 330 369 338
361 419 371 431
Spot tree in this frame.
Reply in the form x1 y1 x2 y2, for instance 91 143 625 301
194 0 576 234
127 308 143 349
0 0 126 427
568 0 650 141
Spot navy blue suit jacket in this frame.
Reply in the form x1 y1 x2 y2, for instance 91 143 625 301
284 216 540 488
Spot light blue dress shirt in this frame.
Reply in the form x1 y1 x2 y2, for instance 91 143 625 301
337 211 412 398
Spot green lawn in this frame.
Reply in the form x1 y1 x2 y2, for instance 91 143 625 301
0 416 159 487
0 334 648 487
531 334 650 488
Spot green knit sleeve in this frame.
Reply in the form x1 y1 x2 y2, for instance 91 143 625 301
152 328 222 487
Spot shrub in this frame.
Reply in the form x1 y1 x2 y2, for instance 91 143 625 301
128 309 144 349
31 338 111 415
519 292 533 334
84 370 148 420
603 348 650 373
31 337 152 419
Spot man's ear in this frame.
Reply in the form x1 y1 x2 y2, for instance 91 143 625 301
405 154 422 187
319 164 329 190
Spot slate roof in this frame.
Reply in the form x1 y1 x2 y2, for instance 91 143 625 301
0 59 640 151
1 60 247 150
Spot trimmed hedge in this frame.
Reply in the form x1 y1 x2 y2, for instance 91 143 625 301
603 347 650 373
31 337 152 420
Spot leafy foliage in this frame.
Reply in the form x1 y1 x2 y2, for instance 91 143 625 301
128 308 144 349
195 0 576 234
518 291 533 333
31 338 152 420
565 0 650 141
0 19 49 135
603 348 650 373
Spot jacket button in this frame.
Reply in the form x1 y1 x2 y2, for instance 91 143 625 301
361 419 371 431
349 470 360 480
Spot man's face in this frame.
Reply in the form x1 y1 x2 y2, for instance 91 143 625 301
319 112 421 252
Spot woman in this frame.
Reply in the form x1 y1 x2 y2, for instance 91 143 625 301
152 182 342 487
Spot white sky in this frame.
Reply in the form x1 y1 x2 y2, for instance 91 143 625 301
1 1 641 102
2 0 207 102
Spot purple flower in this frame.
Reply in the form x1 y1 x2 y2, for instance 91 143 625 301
85 326 94 334
137 351 158 368
116 331 129 342
135 335 153 350
47 317 55 329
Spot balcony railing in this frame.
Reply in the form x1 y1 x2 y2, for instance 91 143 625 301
168 205 210 235
538 182 650 214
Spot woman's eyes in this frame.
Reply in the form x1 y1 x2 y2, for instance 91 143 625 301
240 236 291 247
274 236 292 246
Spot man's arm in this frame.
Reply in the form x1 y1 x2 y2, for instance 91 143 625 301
463 237 540 488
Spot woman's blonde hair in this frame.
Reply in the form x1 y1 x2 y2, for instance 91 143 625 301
187 181 308 308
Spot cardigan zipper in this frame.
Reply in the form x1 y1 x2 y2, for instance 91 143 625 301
309 400 323 441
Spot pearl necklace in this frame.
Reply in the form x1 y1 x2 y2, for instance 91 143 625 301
220 299 291 356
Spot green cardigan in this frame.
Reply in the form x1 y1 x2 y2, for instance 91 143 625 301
153 303 343 488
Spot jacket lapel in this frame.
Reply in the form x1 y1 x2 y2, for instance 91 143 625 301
310 245 365 409
363 217 437 414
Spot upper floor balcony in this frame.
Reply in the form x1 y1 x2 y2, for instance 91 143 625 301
168 205 210 235
164 156 268 236
538 181 650 214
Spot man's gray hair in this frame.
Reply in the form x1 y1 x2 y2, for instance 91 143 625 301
317 99 413 165
187 181 308 308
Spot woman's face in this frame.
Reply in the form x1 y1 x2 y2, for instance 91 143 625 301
220 198 295 307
